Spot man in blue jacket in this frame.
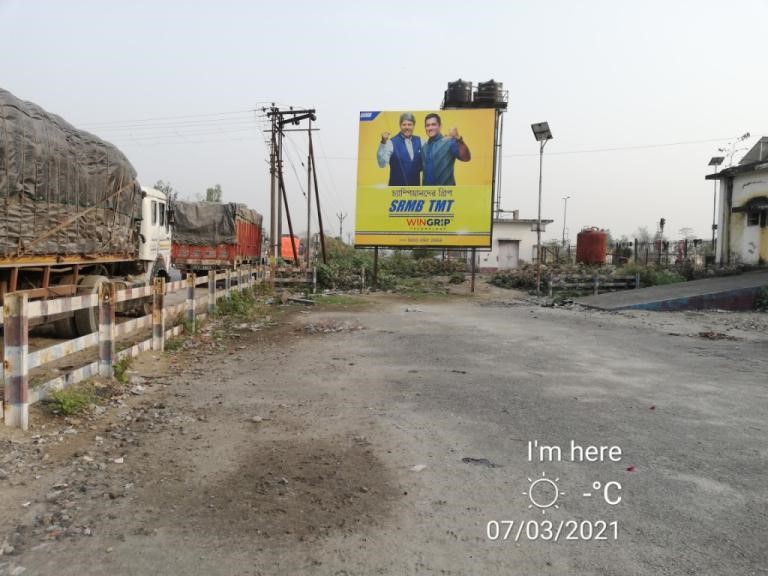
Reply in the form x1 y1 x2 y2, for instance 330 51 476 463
377 112 422 186
421 113 471 186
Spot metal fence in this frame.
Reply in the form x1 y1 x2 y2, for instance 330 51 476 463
2 267 265 430
540 239 715 268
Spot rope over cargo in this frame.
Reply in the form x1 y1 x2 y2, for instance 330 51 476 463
0 87 142 258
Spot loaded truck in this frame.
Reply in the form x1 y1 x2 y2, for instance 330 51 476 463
171 201 263 274
0 88 171 336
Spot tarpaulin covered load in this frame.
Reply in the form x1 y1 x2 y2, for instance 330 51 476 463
172 201 262 245
0 87 141 258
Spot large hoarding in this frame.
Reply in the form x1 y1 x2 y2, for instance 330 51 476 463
355 109 496 248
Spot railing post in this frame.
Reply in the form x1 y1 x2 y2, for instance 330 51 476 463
593 275 599 295
4 293 29 429
186 273 196 332
635 272 640 289
152 276 166 351
98 282 116 378
208 270 216 315
225 269 232 299
548 276 553 299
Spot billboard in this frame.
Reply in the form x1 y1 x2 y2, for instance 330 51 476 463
355 109 496 248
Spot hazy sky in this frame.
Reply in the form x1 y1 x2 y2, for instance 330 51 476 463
2 0 766 242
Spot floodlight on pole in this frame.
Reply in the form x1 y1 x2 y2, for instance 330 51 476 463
531 122 552 298
708 156 724 247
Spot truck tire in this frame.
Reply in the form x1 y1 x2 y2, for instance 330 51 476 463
52 274 78 338
73 275 109 336
142 260 168 315
52 317 77 339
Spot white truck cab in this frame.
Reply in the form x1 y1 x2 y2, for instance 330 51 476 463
139 186 173 282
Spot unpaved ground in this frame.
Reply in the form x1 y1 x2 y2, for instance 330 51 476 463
0 291 766 575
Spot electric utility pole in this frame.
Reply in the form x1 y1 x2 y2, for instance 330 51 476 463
337 211 347 241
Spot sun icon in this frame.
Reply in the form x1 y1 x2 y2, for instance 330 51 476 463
522 471 564 514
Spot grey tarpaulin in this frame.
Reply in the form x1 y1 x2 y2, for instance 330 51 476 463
172 201 262 245
0 87 141 257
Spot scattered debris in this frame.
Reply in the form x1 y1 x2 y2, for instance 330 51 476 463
410 464 427 472
698 331 740 341
287 297 315 306
626 465 636 472
302 320 364 334
404 307 422 313
461 457 499 468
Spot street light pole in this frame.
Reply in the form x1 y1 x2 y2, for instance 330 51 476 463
708 156 724 250
561 195 570 247
531 122 553 299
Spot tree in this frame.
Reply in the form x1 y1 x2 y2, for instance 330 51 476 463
633 226 652 243
154 180 178 200
205 184 223 203
678 227 696 240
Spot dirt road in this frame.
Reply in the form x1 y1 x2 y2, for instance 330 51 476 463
1 293 766 575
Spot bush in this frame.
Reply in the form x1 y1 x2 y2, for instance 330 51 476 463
113 357 131 383
754 287 768 312
47 386 94 416
448 272 465 284
217 290 258 318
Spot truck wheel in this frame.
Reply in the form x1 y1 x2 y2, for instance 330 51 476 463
52 317 78 339
142 261 168 315
73 275 109 336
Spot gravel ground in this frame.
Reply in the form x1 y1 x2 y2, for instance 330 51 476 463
0 292 766 575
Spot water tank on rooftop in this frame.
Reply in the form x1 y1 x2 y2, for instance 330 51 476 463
444 79 473 107
474 80 505 105
576 227 608 265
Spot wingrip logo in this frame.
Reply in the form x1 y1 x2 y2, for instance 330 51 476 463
359 111 380 121
388 198 455 229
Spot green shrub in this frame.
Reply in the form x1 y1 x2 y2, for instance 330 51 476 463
217 290 258 317
113 357 131 383
47 387 94 416
448 272 465 284
754 287 768 312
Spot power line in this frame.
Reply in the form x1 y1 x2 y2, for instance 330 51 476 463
80 109 257 127
93 117 259 134
502 136 737 157
307 135 741 161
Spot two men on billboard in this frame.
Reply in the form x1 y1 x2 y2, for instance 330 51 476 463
376 112 471 186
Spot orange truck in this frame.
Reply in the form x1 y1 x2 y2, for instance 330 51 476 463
171 201 263 274
280 235 302 263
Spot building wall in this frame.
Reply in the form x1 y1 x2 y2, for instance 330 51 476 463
477 222 541 271
721 170 768 265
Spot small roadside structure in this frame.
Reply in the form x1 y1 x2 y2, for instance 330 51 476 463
707 138 768 265
477 211 553 271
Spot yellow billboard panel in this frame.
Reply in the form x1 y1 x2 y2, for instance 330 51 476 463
355 109 496 248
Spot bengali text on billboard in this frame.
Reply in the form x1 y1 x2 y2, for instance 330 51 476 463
355 109 496 247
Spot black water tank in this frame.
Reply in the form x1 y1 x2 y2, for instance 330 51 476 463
444 79 473 107
474 80 504 104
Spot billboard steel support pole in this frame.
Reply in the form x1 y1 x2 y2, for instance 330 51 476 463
471 248 476 294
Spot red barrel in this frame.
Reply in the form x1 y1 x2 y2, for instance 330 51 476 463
576 228 608 264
